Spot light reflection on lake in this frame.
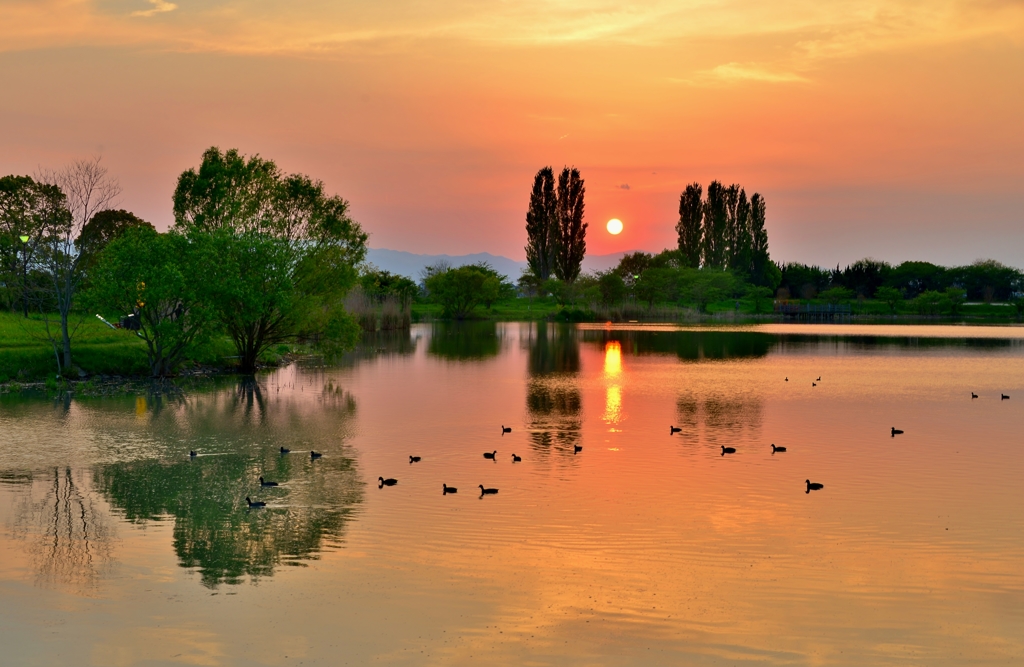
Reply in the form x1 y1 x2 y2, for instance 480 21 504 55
1 322 1024 665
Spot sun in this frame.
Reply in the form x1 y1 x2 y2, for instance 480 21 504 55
606 218 623 235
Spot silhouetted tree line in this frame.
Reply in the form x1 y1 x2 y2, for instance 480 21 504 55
778 258 1023 302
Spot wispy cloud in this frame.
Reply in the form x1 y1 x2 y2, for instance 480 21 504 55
132 0 177 18
706 62 809 84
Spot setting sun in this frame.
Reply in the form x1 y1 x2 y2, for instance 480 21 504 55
606 218 623 235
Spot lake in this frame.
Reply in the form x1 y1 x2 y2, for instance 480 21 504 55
2 322 1023 665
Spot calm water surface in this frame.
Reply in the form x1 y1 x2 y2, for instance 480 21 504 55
2 322 1023 665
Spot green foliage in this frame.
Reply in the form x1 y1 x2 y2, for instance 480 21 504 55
874 286 903 314
597 271 626 305
945 287 967 316
746 285 774 313
424 264 503 319
914 290 950 315
358 268 418 303
554 167 587 283
682 269 738 312
525 167 558 281
76 209 154 271
819 286 854 304
84 227 216 377
635 267 675 308
676 183 703 268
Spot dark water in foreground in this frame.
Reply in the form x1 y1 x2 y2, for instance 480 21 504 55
1 322 1023 665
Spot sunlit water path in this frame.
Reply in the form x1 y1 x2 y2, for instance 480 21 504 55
2 322 1023 665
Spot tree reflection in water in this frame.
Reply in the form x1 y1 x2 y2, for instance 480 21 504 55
675 394 764 447
428 321 501 360
9 467 114 593
90 377 364 588
524 322 582 458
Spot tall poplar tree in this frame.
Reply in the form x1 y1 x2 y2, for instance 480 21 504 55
749 193 771 284
554 167 587 283
524 167 557 280
676 183 703 268
729 187 752 272
701 181 728 269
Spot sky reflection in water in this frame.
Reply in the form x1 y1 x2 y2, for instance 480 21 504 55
1 322 1024 665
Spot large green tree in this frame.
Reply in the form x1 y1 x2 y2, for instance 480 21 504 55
77 209 154 271
701 181 728 269
676 183 703 268
85 227 215 377
525 167 558 280
172 147 368 373
0 176 59 316
424 264 501 319
553 167 587 283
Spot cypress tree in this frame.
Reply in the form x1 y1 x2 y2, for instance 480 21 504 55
554 167 587 283
676 183 703 268
731 188 752 273
701 181 728 269
749 193 770 284
524 167 557 280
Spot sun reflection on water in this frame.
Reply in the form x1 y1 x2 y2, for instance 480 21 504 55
603 341 623 428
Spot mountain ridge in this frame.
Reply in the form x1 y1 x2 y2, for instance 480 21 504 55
365 247 637 281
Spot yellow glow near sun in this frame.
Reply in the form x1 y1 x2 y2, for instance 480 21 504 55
606 218 623 235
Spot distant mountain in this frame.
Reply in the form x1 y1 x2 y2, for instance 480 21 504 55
365 247 637 281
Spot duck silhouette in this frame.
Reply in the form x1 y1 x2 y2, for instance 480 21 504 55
311 451 323 459
189 450 197 458
573 445 583 455
443 483 457 494
501 425 512 434
378 476 398 487
1002 394 1010 400
245 497 266 508
483 450 497 460
785 377 789 381
409 456 421 463
812 382 817 387
279 446 290 454
891 427 904 436
721 446 736 455
511 453 521 462
259 476 278 487
805 480 824 493
670 426 682 434
816 376 821 381
478 485 499 495
771 444 786 453
971 393 978 399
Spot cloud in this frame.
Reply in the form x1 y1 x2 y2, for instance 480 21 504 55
132 0 177 18
618 183 630 190
686 62 810 85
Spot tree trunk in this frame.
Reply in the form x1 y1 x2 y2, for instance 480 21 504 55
61 310 72 373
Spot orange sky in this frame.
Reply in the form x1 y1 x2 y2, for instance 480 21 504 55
1 1 1023 266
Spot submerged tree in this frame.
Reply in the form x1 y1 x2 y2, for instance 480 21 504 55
525 167 558 281
554 167 587 283
676 183 703 268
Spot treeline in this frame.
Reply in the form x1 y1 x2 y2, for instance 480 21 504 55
779 259 1022 303
0 149 367 377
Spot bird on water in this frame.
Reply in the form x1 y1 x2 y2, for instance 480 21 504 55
971 393 978 399
259 477 278 487
771 444 786 453
891 427 904 436
443 483 457 494
409 456 421 463
189 451 197 458
670 426 682 434
478 485 499 495
378 477 398 487
816 376 821 381
483 450 497 460
311 451 323 459
245 497 266 508
501 425 512 434
812 382 817 387
280 446 290 454
721 446 736 455
511 453 521 462
574 445 583 455
805 480 824 493
1002 394 1010 400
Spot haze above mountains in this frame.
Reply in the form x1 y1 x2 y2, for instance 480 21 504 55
365 248 630 282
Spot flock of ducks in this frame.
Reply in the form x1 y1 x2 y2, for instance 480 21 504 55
209 378 1012 507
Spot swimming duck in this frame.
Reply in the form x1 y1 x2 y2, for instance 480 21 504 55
816 376 821 381
670 426 682 434
189 451 197 458
245 497 266 508
971 393 978 399
805 480 824 493
280 446 290 454
511 453 521 462
501 425 512 434
259 476 278 487
721 446 736 455
443 483 457 494
891 427 904 436
483 450 497 460
311 451 323 459
378 476 398 487
1002 394 1010 400
478 485 498 495
771 444 786 453
573 445 583 454
409 456 421 463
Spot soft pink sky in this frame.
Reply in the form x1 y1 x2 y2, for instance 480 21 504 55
2 1 1023 266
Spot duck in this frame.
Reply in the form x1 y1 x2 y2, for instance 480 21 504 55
1002 394 1010 400
409 456 421 463
245 497 266 508
891 427 904 436
259 476 279 487
443 483 457 494
670 426 682 434
816 376 821 381
971 392 978 399
280 446 290 454
573 445 583 455
478 485 499 495
189 450 197 458
501 425 512 434
311 451 323 459
483 450 497 460
812 382 817 387
721 446 736 455
511 453 522 462
378 476 398 487
771 444 786 453
785 377 789 381
805 480 824 493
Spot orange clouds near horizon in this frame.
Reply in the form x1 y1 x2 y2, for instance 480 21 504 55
1 0 1023 266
